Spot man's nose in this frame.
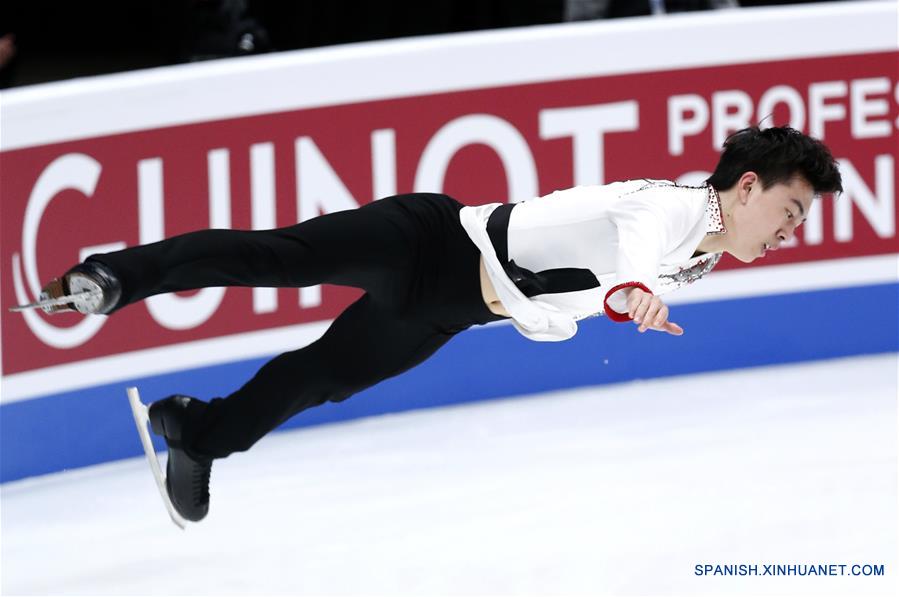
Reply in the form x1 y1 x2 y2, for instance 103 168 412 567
778 227 796 245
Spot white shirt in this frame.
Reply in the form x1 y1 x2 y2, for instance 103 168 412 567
459 179 726 342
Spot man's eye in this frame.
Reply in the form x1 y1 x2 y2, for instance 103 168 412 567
786 210 794 219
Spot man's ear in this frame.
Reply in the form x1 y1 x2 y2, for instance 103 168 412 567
738 172 758 205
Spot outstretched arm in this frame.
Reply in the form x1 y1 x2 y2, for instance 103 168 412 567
601 190 699 336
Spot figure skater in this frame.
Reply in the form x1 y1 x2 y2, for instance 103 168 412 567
20 126 842 522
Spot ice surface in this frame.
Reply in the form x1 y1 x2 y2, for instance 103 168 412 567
2 354 897 596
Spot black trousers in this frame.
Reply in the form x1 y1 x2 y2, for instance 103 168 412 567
90 193 506 459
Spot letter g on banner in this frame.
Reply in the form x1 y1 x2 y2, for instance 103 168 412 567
12 153 108 348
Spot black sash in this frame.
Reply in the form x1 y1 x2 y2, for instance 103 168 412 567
485 203 600 298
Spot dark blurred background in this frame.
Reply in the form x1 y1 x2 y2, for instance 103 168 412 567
0 0 861 89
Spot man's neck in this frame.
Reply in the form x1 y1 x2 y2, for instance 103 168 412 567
697 186 736 255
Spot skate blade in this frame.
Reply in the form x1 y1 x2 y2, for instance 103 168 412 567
126 387 188 530
9 290 102 313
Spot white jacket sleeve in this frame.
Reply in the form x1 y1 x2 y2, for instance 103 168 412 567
603 190 700 319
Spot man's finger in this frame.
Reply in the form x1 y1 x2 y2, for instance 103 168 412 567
639 298 667 332
639 307 659 332
627 289 645 318
663 321 684 336
632 295 652 325
652 305 669 328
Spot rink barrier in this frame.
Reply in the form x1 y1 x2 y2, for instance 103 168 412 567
2 283 897 482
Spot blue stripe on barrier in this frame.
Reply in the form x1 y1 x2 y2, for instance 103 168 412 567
3 283 897 483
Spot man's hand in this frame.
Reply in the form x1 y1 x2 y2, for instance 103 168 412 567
626 287 684 336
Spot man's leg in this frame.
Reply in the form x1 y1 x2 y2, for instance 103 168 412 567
148 291 454 521
65 197 420 312
184 292 453 459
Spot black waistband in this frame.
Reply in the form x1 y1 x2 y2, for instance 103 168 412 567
484 203 600 298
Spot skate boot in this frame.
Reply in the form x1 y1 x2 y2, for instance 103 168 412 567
31 260 122 315
148 395 213 522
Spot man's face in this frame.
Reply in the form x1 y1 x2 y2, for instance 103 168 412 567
729 175 815 263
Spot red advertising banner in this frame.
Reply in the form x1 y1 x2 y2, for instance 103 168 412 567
2 51 897 375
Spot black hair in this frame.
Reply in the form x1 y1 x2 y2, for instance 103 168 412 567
706 126 843 195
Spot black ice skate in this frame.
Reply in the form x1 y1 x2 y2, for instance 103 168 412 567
127 388 212 528
10 260 122 314
149 395 213 523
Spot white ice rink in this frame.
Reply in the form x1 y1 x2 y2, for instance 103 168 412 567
2 353 897 597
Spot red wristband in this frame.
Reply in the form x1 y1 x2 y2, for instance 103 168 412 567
603 281 652 322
